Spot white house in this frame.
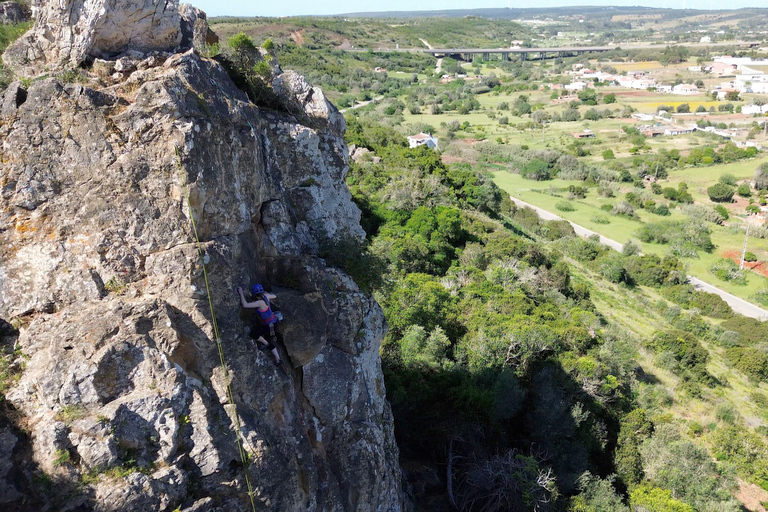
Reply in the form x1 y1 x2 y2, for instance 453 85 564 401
565 81 588 91
664 126 697 136
656 85 672 93
742 105 768 115
407 133 439 149
672 84 699 95
736 75 768 93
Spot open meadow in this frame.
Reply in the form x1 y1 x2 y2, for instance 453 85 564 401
493 164 768 303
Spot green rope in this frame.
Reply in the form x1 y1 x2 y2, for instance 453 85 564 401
177 148 258 512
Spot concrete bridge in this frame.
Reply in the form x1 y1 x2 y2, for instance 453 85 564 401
425 46 614 61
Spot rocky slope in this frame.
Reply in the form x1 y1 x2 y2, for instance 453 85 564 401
0 2 405 511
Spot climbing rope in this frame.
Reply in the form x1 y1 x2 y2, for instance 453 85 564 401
176 148 259 512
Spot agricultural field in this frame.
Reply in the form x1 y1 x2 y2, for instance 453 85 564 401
492 160 768 303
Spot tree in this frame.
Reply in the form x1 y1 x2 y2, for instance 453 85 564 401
520 158 551 180
754 162 768 190
603 93 616 104
577 88 597 105
584 108 600 121
725 91 740 101
602 149 615 160
676 103 691 113
707 183 735 202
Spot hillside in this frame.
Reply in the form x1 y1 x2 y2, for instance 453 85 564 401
344 113 768 511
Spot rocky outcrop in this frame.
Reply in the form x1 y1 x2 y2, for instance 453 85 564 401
0 7 405 512
0 1 28 25
3 0 193 77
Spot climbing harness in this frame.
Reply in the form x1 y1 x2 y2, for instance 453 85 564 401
177 148 259 512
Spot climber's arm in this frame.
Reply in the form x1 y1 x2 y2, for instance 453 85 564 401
237 287 262 308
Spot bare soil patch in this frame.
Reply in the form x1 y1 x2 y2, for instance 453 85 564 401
291 30 305 46
721 249 768 277
736 480 768 512
614 90 655 98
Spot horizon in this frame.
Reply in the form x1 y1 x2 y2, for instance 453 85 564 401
190 1 768 18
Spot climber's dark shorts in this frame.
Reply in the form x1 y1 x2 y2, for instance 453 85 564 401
250 322 275 347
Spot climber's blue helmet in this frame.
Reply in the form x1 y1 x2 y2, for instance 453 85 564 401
251 284 264 295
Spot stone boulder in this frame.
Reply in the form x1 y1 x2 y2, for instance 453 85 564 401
0 1 27 24
2 0 193 77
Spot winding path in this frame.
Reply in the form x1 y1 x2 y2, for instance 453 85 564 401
510 196 768 320
419 38 442 75
339 95 384 113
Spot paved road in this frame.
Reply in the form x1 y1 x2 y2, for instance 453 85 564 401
510 196 768 320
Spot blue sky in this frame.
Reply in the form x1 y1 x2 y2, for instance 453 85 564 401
191 0 766 18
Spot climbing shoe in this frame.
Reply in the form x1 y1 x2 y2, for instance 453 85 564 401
274 358 282 366
258 343 270 352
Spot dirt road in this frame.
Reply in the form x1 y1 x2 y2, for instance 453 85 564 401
339 95 384 113
510 197 768 320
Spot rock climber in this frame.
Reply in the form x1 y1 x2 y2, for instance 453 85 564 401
237 284 282 366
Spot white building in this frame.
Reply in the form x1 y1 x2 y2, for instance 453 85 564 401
664 126 697 136
735 74 768 93
742 105 768 115
407 133 439 149
672 84 699 95
565 81 588 91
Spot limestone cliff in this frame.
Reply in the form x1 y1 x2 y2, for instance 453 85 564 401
0 3 405 511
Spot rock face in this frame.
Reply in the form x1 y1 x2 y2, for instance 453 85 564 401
0 1 28 25
0 6 405 512
3 0 187 77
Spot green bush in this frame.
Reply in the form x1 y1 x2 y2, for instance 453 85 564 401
707 183 735 203
659 284 732 319
719 173 737 186
738 183 752 197
630 485 695 512
714 204 729 221
520 158 551 180
726 347 768 381
647 329 710 379
720 316 768 345
744 251 757 262
591 213 610 224
555 200 576 212
625 254 684 287
636 220 714 253
709 258 747 285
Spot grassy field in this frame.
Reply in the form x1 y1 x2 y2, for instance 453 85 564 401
493 168 768 303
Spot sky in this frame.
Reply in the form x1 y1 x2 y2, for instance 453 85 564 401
191 0 767 18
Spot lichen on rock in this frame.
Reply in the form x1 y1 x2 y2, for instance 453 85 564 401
0 3 405 511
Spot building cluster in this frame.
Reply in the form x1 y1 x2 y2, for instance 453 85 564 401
559 57 768 97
